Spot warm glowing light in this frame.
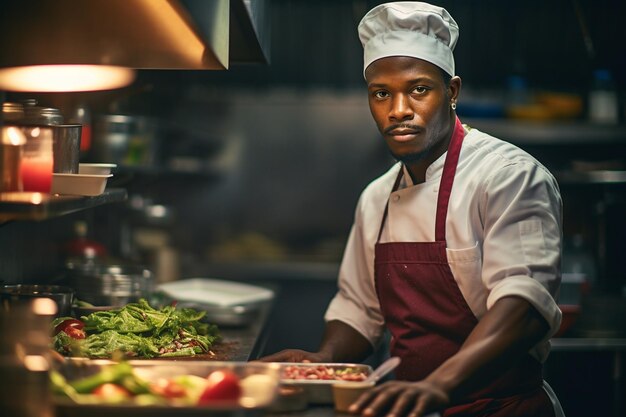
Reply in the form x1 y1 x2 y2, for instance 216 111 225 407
32 297 57 315
0 65 136 92
24 355 50 371
6 126 26 145
30 193 44 204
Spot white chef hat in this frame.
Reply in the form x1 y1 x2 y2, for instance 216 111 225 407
358 1 459 77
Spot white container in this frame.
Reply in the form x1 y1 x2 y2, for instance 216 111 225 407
50 173 112 196
78 163 117 175
157 278 275 307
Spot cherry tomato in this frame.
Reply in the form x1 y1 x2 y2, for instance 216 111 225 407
198 370 241 404
64 326 86 339
92 383 132 399
150 378 187 398
54 318 85 335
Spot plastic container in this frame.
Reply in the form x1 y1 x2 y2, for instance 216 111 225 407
589 69 618 124
78 163 116 175
53 360 282 416
279 363 372 404
332 381 375 413
50 173 112 196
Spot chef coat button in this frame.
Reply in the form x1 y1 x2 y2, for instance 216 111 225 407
393 195 400 202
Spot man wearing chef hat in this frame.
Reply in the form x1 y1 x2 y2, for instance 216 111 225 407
262 2 564 416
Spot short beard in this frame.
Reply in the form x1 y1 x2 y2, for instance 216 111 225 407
390 149 429 164
385 129 433 164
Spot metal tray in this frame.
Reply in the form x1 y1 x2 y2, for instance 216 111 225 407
55 400 268 417
54 360 281 417
279 362 372 404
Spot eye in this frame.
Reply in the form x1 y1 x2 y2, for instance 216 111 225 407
411 86 430 95
372 90 389 100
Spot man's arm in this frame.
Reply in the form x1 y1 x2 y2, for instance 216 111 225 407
258 320 373 363
425 295 549 401
352 296 549 417
317 320 374 362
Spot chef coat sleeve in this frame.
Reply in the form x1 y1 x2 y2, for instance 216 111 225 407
324 197 386 349
480 160 562 340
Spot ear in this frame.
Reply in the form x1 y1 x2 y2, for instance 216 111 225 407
448 76 462 102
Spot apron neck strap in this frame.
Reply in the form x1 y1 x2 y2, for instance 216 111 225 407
435 116 465 242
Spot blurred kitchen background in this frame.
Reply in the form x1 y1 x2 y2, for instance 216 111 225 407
1 0 625 415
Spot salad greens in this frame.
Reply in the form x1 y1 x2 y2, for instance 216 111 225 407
52 299 220 358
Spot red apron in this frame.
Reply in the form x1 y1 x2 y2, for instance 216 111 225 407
374 117 554 416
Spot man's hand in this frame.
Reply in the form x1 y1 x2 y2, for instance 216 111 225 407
348 380 448 417
256 320 373 364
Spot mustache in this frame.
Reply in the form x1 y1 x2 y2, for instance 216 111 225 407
383 123 423 135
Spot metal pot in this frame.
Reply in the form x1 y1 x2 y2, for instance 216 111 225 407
91 114 158 167
0 284 74 317
2 101 82 174
65 263 153 307
52 124 82 173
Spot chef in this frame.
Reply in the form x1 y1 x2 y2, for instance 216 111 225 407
261 2 564 416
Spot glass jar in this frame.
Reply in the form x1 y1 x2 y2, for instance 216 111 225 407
19 126 54 193
1 125 26 192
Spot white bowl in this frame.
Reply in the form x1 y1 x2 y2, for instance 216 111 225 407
51 173 112 196
78 163 117 175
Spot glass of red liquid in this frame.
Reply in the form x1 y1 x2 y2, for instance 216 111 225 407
19 126 53 193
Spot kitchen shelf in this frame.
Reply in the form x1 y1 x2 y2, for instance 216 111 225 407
464 118 626 145
116 164 222 179
0 188 127 222
551 337 626 351
555 170 626 185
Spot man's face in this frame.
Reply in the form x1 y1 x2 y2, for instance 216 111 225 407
365 56 455 164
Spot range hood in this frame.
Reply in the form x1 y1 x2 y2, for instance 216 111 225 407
0 0 270 71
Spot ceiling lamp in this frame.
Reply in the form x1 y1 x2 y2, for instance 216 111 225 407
0 65 136 93
0 0 230 92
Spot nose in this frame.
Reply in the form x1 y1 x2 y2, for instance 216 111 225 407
389 94 414 121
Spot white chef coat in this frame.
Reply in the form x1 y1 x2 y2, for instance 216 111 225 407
325 125 563 363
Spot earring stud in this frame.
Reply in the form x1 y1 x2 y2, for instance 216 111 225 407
451 101 457 110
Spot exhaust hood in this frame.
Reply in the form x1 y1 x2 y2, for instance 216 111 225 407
0 0 269 72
